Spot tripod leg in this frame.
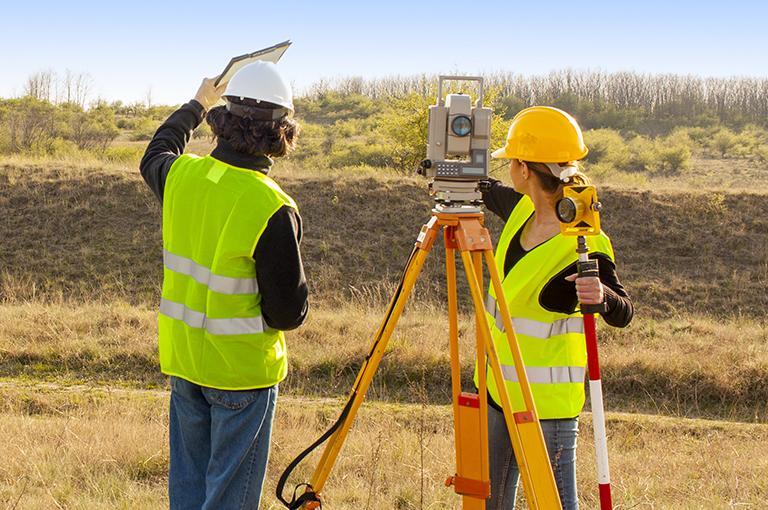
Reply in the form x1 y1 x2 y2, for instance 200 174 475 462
446 242 463 469
461 250 562 510
306 246 432 500
472 251 490 489
446 237 490 509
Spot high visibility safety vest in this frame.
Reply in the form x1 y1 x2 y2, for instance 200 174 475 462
476 195 614 419
158 154 297 390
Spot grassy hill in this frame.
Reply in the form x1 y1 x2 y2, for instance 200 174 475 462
1 158 767 423
2 159 767 318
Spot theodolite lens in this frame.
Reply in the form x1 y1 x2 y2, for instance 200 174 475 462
556 197 579 223
451 115 472 137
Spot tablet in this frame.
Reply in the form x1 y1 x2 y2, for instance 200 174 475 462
215 40 292 86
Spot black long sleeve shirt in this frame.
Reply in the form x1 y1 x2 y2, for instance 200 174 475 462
482 179 633 328
139 100 308 330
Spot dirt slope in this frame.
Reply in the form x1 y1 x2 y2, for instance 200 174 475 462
2 162 767 317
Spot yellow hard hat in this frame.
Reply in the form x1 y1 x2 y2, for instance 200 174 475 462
491 106 588 162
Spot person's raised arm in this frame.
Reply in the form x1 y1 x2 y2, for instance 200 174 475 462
139 77 226 202
480 178 524 221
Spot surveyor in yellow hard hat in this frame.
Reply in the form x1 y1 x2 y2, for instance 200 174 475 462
479 106 634 509
139 61 308 509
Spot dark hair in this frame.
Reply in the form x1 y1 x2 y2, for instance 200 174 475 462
524 160 591 199
206 99 299 157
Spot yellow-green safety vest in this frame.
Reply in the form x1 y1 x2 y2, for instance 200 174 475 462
158 154 297 390
475 195 614 419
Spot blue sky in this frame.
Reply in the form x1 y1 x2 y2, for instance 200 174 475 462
1 0 766 105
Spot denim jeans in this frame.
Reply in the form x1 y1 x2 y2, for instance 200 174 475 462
168 376 278 510
487 405 579 510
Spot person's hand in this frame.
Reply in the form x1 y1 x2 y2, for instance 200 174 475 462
194 76 228 111
565 273 604 305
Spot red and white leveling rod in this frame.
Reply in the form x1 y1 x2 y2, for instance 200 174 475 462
577 238 613 510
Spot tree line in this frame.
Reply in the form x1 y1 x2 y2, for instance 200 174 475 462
304 70 768 132
2 69 767 167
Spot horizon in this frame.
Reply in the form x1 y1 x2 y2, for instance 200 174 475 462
2 0 767 105
6 68 768 108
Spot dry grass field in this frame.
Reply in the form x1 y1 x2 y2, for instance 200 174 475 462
2 384 767 510
2 154 768 508
1 302 766 422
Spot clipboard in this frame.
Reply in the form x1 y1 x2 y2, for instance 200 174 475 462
215 40 292 86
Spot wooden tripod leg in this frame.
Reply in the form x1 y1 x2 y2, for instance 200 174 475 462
460 250 562 510
446 235 490 509
472 251 490 498
445 239 463 473
306 246 432 501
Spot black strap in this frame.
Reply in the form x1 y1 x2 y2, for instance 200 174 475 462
276 245 419 508
225 100 289 120
275 396 354 508
578 258 608 314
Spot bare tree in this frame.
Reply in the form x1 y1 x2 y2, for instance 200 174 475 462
24 70 56 102
60 70 92 107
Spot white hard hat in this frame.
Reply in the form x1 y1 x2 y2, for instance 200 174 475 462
223 61 294 112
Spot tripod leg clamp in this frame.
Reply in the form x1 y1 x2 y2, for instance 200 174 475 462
445 475 491 499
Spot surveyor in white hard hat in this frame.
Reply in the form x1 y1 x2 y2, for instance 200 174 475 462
139 61 307 509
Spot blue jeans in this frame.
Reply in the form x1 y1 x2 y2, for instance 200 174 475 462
487 405 579 510
169 376 278 510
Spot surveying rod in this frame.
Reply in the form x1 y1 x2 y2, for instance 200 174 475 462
555 185 613 510
576 235 613 510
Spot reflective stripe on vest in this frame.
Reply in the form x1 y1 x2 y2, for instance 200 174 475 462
164 249 259 295
484 294 584 338
500 364 586 384
475 195 616 419
159 298 265 336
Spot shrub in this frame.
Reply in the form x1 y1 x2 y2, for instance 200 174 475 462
28 138 81 158
327 140 393 168
70 104 119 151
626 136 657 172
130 118 160 141
583 161 615 181
0 97 57 151
584 161 648 187
102 146 144 164
655 143 691 173
584 129 630 169
379 92 432 172
295 92 378 124
730 126 767 158
754 145 768 163
680 126 710 144
116 117 141 130
665 128 695 149
710 129 737 157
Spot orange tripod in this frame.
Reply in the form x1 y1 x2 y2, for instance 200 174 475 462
277 209 562 509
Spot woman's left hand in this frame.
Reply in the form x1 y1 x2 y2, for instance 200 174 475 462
565 273 604 305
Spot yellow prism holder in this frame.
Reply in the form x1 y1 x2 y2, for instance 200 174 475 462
283 210 562 509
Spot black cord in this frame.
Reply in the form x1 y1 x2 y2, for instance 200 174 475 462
276 245 420 508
